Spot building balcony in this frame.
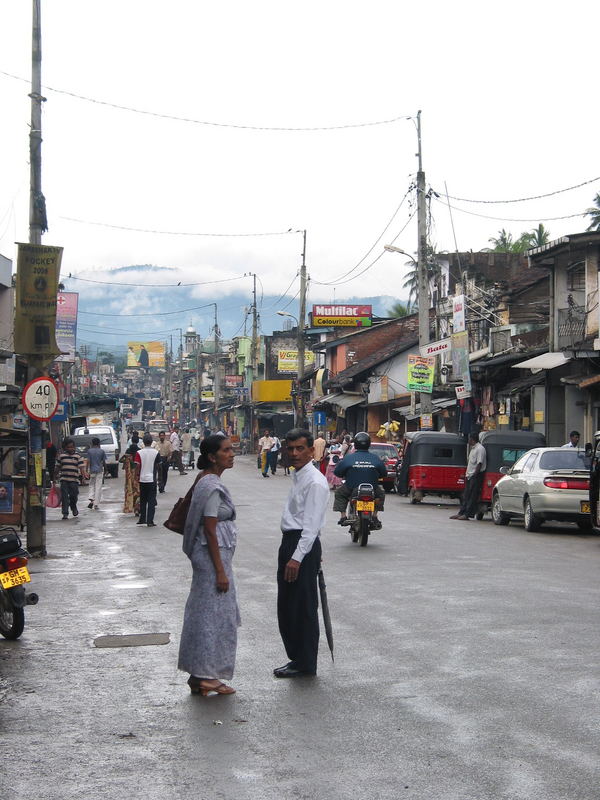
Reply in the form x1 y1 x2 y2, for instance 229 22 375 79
557 305 586 349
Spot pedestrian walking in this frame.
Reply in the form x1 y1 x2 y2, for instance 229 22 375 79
119 441 141 515
313 431 327 473
178 434 239 696
269 434 281 474
274 428 329 678
54 438 87 520
152 431 173 492
258 429 275 477
279 437 291 475
170 425 186 475
181 428 193 468
85 437 106 510
450 432 487 521
134 434 159 527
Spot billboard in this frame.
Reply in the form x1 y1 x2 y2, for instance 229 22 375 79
55 291 78 362
224 375 243 387
312 304 372 328
277 349 316 373
407 354 435 393
127 341 166 369
14 243 62 364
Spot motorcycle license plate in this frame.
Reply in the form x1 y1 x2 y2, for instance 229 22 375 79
580 501 591 514
0 567 30 590
356 500 375 512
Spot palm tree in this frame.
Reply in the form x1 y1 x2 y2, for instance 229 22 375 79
388 300 410 318
516 224 551 250
488 229 519 252
585 193 600 231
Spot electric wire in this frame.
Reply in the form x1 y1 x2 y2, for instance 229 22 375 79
432 196 584 223
0 69 412 131
77 301 230 318
312 188 413 286
260 272 299 312
64 273 248 288
59 216 296 237
437 176 600 204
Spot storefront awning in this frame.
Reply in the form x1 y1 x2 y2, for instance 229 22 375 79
497 373 545 396
512 352 571 372
395 397 456 420
578 374 600 389
329 393 365 410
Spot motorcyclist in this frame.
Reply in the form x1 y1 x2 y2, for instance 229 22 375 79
333 432 387 528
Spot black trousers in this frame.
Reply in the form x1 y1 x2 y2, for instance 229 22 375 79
60 481 79 516
157 456 169 490
459 472 484 518
277 531 321 673
139 482 157 524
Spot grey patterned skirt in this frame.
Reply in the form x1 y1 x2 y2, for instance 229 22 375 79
178 543 240 680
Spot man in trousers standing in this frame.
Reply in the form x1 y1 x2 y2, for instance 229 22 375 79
134 434 159 527
85 437 106 510
170 425 186 475
274 428 329 678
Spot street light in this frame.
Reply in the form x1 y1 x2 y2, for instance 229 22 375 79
384 244 416 264
276 310 298 324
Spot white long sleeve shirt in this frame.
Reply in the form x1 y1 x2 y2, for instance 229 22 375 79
280 462 329 562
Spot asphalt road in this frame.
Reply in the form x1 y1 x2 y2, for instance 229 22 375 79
1 456 599 799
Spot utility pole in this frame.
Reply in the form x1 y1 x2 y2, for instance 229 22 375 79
212 304 220 427
168 335 174 426
179 329 184 422
296 230 307 427
250 274 258 378
416 110 432 416
25 0 47 555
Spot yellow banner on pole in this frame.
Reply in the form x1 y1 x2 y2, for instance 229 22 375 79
14 243 62 363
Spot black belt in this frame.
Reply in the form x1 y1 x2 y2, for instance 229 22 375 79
282 529 302 535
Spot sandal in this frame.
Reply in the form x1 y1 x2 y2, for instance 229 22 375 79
188 677 236 696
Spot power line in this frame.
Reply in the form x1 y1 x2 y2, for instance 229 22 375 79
77 301 227 318
436 176 600 204
60 216 297 237
431 197 584 223
64 272 248 288
0 69 412 132
312 188 413 286
260 272 299 312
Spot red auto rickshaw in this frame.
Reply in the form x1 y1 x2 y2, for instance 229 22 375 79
394 432 467 504
475 430 546 519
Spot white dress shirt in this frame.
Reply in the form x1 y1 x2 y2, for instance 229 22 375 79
280 463 329 562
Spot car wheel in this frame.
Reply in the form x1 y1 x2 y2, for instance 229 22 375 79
524 498 542 532
491 494 510 526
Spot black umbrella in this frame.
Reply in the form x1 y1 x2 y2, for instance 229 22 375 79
318 567 334 661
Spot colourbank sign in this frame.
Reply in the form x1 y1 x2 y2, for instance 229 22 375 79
312 304 372 328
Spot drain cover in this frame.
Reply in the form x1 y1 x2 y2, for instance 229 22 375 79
94 632 170 648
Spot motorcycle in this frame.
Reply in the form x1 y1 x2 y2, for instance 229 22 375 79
0 527 39 640
345 483 381 547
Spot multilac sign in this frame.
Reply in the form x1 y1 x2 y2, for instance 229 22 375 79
312 304 372 328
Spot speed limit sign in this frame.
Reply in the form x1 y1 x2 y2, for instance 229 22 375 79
22 377 60 421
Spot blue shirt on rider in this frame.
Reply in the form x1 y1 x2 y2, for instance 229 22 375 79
333 450 387 489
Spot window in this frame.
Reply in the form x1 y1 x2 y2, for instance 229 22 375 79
567 264 585 292
539 451 590 470
501 448 528 466
521 453 538 472
433 447 453 458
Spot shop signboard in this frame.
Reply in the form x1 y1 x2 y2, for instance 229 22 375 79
224 375 243 387
407 354 435 393
55 291 78 362
311 304 372 328
451 331 471 392
277 349 315 373
455 385 471 400
420 337 451 358
452 294 466 333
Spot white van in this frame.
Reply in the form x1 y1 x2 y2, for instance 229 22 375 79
73 425 120 477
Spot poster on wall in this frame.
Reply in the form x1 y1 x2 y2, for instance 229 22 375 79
55 291 79 362
452 294 466 333
407 355 435 393
277 350 315 373
0 481 14 513
451 331 471 392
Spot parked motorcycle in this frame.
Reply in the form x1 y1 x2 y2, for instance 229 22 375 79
0 527 39 640
345 483 381 547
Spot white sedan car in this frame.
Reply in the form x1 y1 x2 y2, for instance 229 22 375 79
492 447 591 531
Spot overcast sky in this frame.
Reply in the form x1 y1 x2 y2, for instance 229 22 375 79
1 1 599 338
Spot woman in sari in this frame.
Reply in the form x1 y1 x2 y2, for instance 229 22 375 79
119 435 141 514
178 434 239 696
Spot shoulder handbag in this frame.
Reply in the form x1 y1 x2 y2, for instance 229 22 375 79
163 473 203 534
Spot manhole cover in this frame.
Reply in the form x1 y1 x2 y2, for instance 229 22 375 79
94 632 170 648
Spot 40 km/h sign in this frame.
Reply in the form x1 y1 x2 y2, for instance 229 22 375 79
22 377 59 421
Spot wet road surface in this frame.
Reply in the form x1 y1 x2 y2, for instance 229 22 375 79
1 456 599 799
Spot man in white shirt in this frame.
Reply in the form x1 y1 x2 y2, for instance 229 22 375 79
170 425 186 475
450 432 487 521
562 430 580 448
274 428 329 678
268 435 282 475
134 434 159 527
258 429 275 478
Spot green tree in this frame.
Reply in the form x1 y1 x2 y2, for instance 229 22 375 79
585 193 600 231
524 223 551 248
388 300 411 317
488 229 524 252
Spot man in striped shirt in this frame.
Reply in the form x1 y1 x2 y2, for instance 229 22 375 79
55 438 87 520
